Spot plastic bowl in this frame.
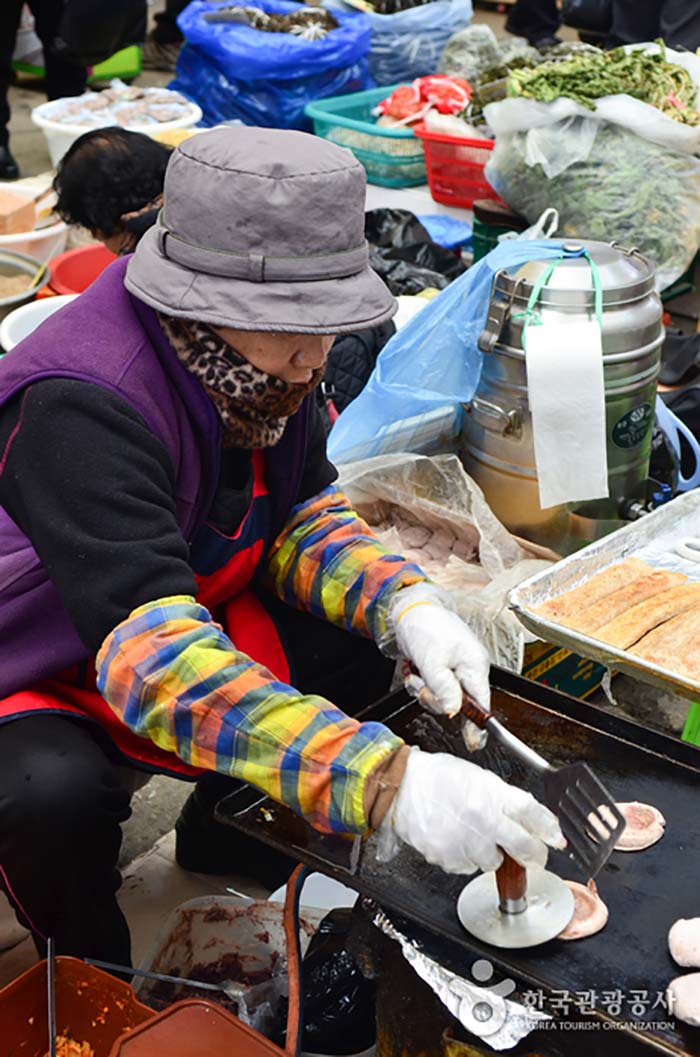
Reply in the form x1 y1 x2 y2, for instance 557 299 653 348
0 248 50 322
48 243 116 295
0 186 67 263
0 292 77 351
32 95 203 167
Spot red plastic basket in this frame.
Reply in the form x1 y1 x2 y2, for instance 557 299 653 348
413 123 504 210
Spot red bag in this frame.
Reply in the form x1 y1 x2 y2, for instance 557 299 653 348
376 75 472 124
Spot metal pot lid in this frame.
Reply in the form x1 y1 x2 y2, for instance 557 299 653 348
495 240 656 308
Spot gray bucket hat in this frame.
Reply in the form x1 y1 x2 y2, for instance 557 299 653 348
125 126 397 334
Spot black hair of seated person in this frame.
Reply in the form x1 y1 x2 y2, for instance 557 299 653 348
53 127 173 237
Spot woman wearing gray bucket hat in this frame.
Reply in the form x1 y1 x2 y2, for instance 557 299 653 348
0 127 562 964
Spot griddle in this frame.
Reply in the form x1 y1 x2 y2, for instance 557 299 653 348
216 670 700 1055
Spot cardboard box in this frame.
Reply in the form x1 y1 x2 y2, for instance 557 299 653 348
522 640 608 700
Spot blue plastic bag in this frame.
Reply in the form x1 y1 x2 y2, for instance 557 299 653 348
171 0 373 130
328 240 567 464
362 0 472 86
416 214 472 250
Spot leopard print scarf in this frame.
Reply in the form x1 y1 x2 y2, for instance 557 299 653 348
159 314 323 448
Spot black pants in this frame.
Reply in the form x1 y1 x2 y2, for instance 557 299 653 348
0 0 87 146
0 596 394 963
505 0 561 42
606 0 700 48
152 0 190 44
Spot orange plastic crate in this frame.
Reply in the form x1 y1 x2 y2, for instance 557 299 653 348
413 123 504 210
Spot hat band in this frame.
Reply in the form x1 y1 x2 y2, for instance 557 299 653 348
155 222 369 283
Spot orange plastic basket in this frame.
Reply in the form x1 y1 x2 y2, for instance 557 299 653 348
0 956 153 1056
413 123 504 210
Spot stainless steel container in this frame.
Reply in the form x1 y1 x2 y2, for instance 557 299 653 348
461 240 664 554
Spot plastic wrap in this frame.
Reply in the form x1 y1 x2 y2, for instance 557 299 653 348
363 0 472 87
484 45 700 290
172 0 372 130
338 453 552 670
327 239 567 464
439 24 501 81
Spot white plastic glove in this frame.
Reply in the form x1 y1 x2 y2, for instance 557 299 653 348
379 747 565 875
390 583 491 747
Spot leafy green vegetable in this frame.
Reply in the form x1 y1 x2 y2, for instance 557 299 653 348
508 42 700 125
486 122 700 289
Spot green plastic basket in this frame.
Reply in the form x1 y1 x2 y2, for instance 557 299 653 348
305 86 426 189
13 45 142 84
471 216 514 262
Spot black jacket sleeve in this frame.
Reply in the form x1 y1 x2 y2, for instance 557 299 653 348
0 378 197 652
297 392 338 503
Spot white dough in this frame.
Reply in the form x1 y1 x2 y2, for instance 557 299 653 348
401 525 432 549
423 529 456 561
669 919 700 968
452 538 477 562
667 973 700 1026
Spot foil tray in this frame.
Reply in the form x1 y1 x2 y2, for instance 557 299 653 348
508 490 700 701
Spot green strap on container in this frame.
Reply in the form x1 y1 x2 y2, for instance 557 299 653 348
682 701 700 745
517 249 604 351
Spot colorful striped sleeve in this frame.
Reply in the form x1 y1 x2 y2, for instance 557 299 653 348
96 595 404 835
265 485 428 646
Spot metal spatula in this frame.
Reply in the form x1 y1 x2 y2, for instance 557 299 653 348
460 696 626 879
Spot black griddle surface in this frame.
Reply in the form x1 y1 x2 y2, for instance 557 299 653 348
216 676 700 1054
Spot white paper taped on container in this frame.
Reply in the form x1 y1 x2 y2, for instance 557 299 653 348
519 247 610 510
525 318 608 509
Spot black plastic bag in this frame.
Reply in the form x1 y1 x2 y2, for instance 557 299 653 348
53 0 147 67
366 208 467 296
302 909 375 1054
277 908 376 1055
365 208 432 249
649 425 679 494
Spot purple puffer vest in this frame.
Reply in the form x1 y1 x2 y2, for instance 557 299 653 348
0 257 312 697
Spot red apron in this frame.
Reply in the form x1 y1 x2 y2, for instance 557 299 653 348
0 452 290 778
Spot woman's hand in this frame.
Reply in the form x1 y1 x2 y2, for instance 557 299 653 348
390 583 491 748
380 747 565 875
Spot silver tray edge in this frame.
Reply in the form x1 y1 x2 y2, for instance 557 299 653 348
508 491 700 701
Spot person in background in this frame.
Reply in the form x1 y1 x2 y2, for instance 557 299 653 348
0 0 87 180
605 0 700 49
54 127 173 254
142 0 189 71
505 0 562 49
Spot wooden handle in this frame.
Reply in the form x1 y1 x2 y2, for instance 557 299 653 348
496 851 527 914
406 665 491 729
459 692 491 730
